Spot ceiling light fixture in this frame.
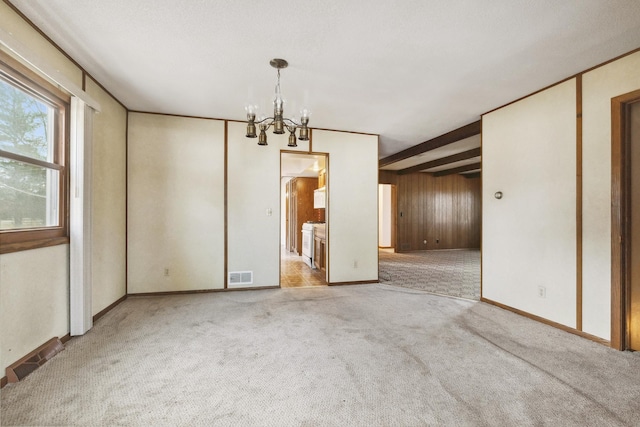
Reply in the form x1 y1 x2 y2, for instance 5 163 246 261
244 58 310 147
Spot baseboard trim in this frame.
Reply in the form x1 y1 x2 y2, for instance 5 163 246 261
60 333 71 344
1 376 7 388
328 280 379 286
128 286 279 297
93 295 127 322
481 297 611 346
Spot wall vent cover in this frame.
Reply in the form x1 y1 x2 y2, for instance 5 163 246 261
228 271 253 287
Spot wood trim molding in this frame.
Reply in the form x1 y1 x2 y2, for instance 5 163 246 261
0 376 7 388
576 75 583 331
611 88 640 350
432 162 481 177
92 295 127 323
125 111 129 295
328 280 379 286
128 286 280 297
127 110 227 122
0 236 69 255
379 121 481 168
397 147 481 175
224 120 228 289
481 298 610 346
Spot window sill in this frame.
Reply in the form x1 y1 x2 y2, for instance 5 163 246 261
0 236 69 255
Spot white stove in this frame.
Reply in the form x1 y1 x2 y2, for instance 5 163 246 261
301 222 315 268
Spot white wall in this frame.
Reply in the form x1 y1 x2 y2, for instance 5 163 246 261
378 184 392 247
482 79 577 328
582 51 640 339
127 113 225 292
0 246 69 372
313 130 379 283
86 77 127 314
227 121 308 287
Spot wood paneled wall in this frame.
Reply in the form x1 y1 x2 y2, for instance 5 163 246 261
379 171 481 251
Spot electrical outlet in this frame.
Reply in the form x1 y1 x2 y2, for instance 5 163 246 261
538 286 546 298
164 268 170 277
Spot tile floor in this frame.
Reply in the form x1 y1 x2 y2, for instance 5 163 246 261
280 247 327 288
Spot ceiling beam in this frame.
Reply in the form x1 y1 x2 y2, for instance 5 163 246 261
397 147 482 175
462 172 481 179
432 162 481 177
379 120 481 168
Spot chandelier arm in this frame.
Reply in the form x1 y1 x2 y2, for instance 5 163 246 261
282 118 301 127
254 117 276 125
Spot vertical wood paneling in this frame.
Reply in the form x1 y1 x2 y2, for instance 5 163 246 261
378 171 481 251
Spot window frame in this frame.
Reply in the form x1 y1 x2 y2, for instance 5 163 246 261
0 52 70 254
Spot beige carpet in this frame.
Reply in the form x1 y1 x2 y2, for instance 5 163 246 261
379 249 481 300
1 284 639 426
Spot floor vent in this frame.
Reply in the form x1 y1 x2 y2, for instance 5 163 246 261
6 338 64 383
228 271 253 287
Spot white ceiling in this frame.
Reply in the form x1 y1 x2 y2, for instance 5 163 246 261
10 0 640 161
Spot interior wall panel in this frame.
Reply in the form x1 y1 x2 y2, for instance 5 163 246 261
482 79 577 328
379 172 481 251
582 50 640 340
227 121 308 288
313 130 378 283
0 2 83 373
128 113 225 292
0 245 69 372
85 77 127 314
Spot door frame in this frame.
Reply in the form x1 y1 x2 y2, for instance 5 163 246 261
611 89 640 350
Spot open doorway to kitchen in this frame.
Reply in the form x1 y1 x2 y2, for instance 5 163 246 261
280 152 328 288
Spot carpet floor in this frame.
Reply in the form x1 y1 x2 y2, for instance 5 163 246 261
1 284 639 426
379 249 481 300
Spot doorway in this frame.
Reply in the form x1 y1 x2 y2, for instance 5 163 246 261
280 152 328 288
378 184 397 251
612 89 640 350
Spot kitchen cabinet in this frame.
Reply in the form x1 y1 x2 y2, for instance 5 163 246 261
285 177 316 255
313 224 326 271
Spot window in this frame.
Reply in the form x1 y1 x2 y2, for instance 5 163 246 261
0 53 69 254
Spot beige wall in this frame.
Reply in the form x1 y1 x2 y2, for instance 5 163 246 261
0 4 127 372
483 50 640 341
313 130 379 283
127 113 225 293
0 246 69 372
227 121 309 287
483 79 578 328
0 2 79 372
582 51 640 339
86 77 127 314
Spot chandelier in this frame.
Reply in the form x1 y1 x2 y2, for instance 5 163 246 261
245 58 310 147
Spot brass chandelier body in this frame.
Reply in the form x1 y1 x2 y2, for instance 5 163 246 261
245 59 309 147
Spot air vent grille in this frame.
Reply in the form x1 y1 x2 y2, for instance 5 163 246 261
228 271 253 287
